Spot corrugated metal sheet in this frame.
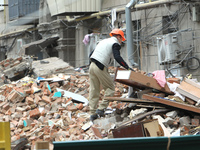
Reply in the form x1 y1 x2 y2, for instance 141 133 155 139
9 0 40 21
47 0 102 16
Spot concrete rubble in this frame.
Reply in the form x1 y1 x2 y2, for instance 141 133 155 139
0 57 200 149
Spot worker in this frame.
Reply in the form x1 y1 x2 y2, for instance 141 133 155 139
89 28 133 121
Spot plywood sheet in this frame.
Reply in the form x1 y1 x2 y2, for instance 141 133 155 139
176 81 200 102
142 94 200 114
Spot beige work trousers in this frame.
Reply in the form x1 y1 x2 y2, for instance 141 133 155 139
89 62 115 115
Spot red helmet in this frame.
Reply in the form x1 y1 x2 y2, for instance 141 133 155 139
109 29 126 41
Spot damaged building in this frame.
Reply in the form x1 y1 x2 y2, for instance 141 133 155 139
0 0 200 79
2 0 200 149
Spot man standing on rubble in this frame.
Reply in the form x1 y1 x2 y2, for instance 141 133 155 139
89 28 133 121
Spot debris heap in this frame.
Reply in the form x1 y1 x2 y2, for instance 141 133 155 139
0 58 200 149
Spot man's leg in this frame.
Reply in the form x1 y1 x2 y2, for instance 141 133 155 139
97 67 115 111
89 62 101 115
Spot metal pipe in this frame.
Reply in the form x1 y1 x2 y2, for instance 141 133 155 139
66 0 179 23
125 0 138 66
67 7 125 22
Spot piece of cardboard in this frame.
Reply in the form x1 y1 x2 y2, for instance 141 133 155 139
143 120 164 137
115 68 172 94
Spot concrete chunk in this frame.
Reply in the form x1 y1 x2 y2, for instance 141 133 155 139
166 111 178 118
179 116 191 126
164 117 174 126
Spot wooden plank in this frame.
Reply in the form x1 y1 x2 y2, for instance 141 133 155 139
136 105 165 109
104 97 157 104
118 109 169 127
176 80 200 102
142 94 200 114
114 67 172 94
185 78 200 89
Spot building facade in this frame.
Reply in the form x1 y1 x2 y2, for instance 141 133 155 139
0 0 200 79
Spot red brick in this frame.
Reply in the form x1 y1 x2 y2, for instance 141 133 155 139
6 58 11 62
13 87 24 94
26 97 34 105
24 88 32 94
58 108 65 111
31 123 36 127
3 103 10 110
0 101 6 108
66 97 73 103
67 104 77 111
5 109 12 115
91 126 102 139
40 109 47 116
29 136 38 141
43 89 48 96
54 97 62 104
30 108 41 118
7 87 13 93
17 120 24 128
41 96 51 103
12 60 20 67
43 135 51 141
35 94 42 104
7 90 24 102
7 91 18 101
16 57 23 62
4 62 10 67
39 82 44 88
76 103 83 110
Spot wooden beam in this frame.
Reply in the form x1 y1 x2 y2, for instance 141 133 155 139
142 94 200 114
104 97 157 104
118 109 169 128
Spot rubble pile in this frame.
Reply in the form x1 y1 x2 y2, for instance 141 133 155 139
0 66 129 149
0 57 31 86
0 57 76 86
1 58 200 149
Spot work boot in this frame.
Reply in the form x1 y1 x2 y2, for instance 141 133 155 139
96 109 105 117
90 114 98 121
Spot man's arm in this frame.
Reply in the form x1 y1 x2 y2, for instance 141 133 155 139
112 43 131 70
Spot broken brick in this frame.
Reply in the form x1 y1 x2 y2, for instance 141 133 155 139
76 103 83 110
30 108 41 118
67 104 77 111
26 97 34 105
42 96 51 104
